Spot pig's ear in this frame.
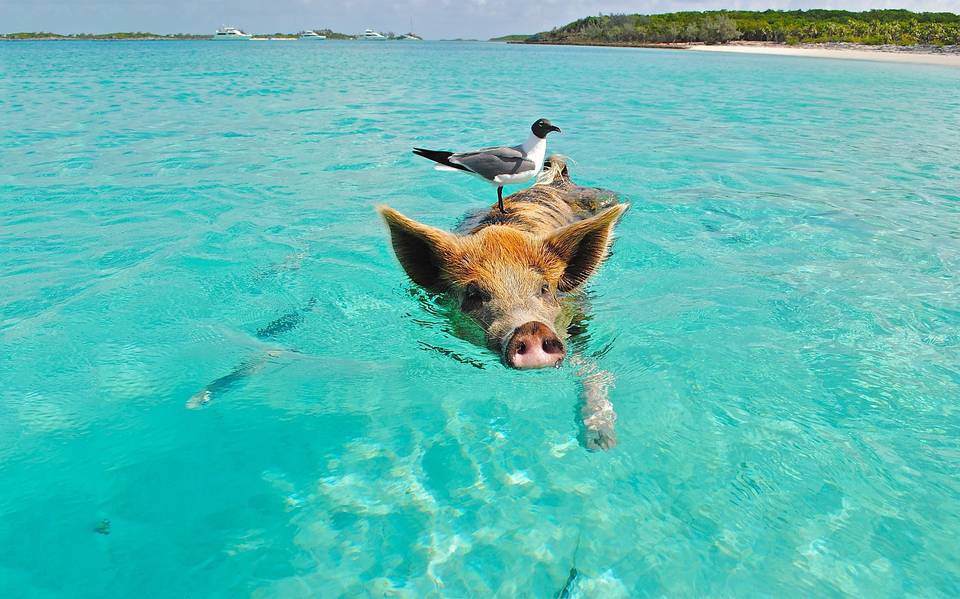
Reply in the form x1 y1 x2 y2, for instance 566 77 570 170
545 204 629 292
377 205 456 291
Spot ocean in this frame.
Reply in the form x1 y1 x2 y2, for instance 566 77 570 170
1 40 959 597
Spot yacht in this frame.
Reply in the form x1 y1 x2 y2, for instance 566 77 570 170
298 30 327 40
211 26 251 40
359 29 387 40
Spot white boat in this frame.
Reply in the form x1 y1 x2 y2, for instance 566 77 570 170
211 26 251 41
298 30 327 40
400 34 422 40
359 29 387 40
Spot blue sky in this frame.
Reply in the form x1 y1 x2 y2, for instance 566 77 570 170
1 1 956 39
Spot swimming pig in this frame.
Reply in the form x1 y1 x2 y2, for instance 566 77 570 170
379 157 627 449
188 158 625 450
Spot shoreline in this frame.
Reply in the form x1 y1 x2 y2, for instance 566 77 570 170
688 41 960 67
521 39 960 67
518 40 691 50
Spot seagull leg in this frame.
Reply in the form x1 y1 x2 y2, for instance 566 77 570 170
497 186 505 213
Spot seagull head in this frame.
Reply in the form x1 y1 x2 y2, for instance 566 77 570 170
531 118 561 139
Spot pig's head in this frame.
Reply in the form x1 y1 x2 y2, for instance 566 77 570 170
378 204 628 369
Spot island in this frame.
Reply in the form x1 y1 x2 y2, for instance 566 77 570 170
0 32 209 40
513 10 960 52
312 29 356 40
489 34 532 42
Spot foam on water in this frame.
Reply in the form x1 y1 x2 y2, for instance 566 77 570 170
1 40 959 597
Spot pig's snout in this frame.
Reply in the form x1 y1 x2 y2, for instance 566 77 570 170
504 321 565 369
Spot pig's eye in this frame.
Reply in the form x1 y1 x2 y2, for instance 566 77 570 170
539 283 550 296
462 284 486 310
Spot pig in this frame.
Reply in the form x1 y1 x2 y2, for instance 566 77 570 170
379 156 628 449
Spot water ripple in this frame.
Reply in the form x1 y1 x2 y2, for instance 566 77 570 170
1 40 959 597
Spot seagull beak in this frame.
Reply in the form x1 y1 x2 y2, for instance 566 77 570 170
550 125 562 134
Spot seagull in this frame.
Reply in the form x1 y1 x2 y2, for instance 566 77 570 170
413 118 562 213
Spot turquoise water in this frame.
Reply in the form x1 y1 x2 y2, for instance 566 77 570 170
2 40 959 597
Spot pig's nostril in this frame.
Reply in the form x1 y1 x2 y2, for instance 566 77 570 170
505 323 566 368
542 338 564 354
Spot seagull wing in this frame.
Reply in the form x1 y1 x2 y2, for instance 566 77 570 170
449 146 535 182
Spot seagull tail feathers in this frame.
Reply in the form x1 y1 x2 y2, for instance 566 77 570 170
413 148 469 172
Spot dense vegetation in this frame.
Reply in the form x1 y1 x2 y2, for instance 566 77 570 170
313 29 355 40
529 10 960 46
489 34 533 42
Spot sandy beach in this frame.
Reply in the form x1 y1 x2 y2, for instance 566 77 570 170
689 41 960 67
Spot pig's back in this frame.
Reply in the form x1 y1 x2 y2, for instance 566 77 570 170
456 184 621 236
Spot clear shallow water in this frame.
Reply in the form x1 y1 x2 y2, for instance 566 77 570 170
1 40 959 597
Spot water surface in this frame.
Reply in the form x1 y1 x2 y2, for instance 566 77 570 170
1 41 959 597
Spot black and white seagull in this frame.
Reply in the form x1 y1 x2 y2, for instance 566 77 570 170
413 118 562 213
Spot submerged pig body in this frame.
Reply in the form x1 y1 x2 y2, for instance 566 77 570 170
379 157 628 369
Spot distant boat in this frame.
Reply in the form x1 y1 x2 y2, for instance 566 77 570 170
359 29 387 40
211 26 251 41
298 30 327 40
400 33 422 41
